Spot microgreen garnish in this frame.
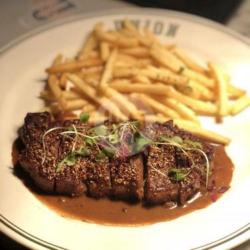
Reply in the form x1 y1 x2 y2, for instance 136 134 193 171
90 125 108 136
160 135 183 144
168 168 190 182
134 134 152 153
56 153 77 172
96 151 106 161
56 147 91 172
102 147 115 158
182 139 202 149
79 112 90 123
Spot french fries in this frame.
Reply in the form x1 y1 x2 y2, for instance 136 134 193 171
98 49 117 90
208 63 228 121
41 19 250 145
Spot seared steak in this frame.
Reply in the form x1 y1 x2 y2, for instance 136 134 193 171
18 112 215 206
110 155 144 200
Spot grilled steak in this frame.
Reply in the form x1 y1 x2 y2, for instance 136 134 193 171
18 112 215 205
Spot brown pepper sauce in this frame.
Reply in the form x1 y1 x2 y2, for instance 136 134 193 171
13 145 233 226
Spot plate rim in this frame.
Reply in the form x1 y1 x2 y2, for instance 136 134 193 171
0 7 249 250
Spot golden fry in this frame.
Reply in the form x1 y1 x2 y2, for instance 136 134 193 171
77 33 98 59
100 42 110 61
65 99 88 111
47 74 67 110
98 49 117 90
141 66 188 86
228 84 246 100
209 63 228 119
230 95 250 115
113 67 139 78
150 44 185 73
52 54 64 66
110 82 171 95
46 58 103 74
120 47 149 57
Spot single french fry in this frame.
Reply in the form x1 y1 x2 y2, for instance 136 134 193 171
230 95 250 115
76 66 103 79
116 53 152 68
173 119 230 145
209 63 228 119
98 48 117 90
46 58 103 74
110 78 132 85
48 74 67 110
110 82 171 95
100 42 110 61
120 47 150 57
182 68 215 89
40 90 82 101
77 33 98 59
160 97 200 124
172 48 206 74
141 66 188 86
134 94 180 119
113 67 139 78
59 73 68 89
132 75 151 84
228 84 246 100
67 74 127 121
150 44 186 73
82 103 96 113
89 113 108 124
65 99 88 111
52 54 64 66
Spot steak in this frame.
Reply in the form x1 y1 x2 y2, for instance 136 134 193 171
145 144 179 204
18 112 215 206
110 155 144 200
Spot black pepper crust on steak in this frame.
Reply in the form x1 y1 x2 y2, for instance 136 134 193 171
18 112 215 205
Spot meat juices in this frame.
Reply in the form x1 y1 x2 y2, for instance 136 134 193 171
18 112 215 206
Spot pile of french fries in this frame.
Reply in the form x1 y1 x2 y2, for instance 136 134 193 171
41 19 250 145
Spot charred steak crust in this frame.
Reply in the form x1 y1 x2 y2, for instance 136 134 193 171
18 112 215 205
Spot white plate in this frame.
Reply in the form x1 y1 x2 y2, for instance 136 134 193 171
0 8 249 250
